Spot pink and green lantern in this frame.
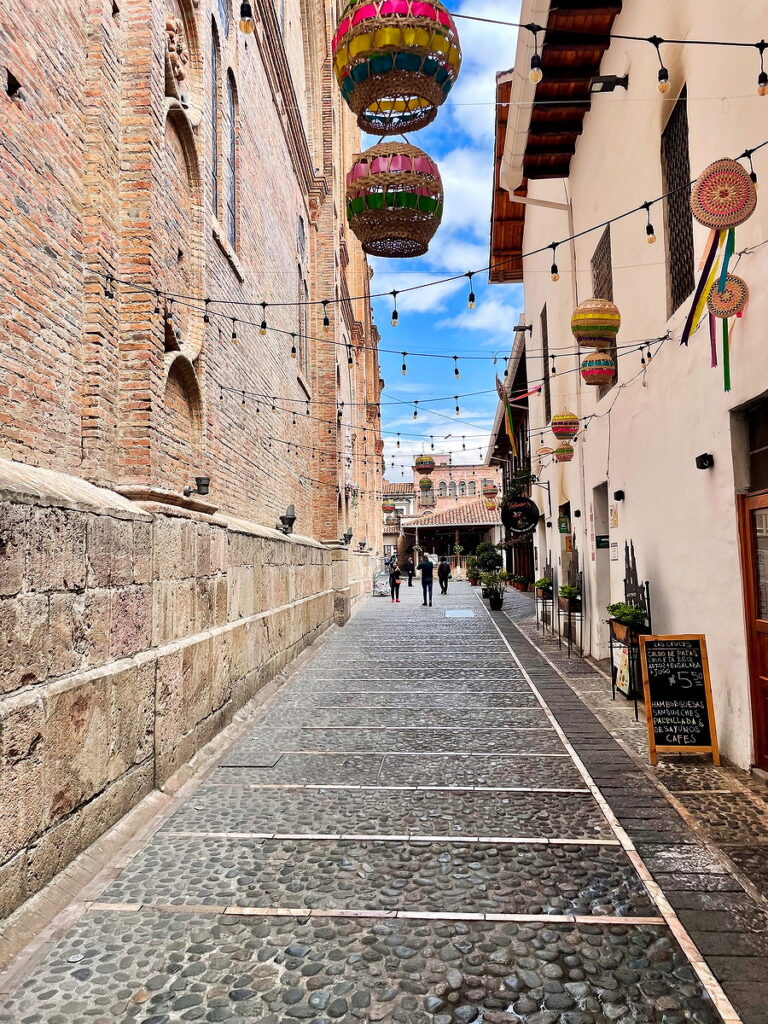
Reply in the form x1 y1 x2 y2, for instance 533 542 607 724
581 353 615 386
551 412 579 441
332 0 462 136
419 477 433 492
555 443 574 464
415 454 435 475
482 482 498 499
382 502 396 513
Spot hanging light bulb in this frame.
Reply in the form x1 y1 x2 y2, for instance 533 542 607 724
104 275 114 299
396 434 400 449
455 396 460 416
413 401 419 420
306 401 310 416
347 349 353 368
166 298 174 322
241 390 246 405
322 300 330 331
550 243 559 281
551 356 556 376
239 0 255 33
430 436 435 451
153 291 161 316
203 299 211 323
401 352 407 376
258 302 267 335
467 272 476 309
391 291 399 327
231 318 238 342
529 28 543 84
643 201 656 244
453 356 460 380
758 41 768 95
290 334 297 358
650 36 670 93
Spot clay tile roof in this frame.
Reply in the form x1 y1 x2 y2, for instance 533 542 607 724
413 498 502 529
383 481 415 494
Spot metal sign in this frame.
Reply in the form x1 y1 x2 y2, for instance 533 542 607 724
501 496 540 534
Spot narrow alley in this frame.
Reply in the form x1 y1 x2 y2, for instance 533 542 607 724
0 585 764 1024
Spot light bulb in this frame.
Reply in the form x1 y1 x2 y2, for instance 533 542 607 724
657 68 670 94
291 345 296 358
391 310 399 326
468 292 476 309
759 72 768 97
550 264 559 282
529 54 543 84
239 1 255 33
259 321 267 335
646 224 656 244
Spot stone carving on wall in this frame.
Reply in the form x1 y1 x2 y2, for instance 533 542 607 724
165 13 190 99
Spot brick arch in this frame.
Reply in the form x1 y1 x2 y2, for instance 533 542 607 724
162 106 205 361
158 353 203 487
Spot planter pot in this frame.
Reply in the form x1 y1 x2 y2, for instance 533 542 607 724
511 582 528 592
468 578 479 587
535 587 553 600
558 596 582 613
488 596 504 610
609 619 649 644
481 587 490 598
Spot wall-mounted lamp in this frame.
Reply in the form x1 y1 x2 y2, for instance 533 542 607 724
695 453 715 470
358 539 367 552
590 74 630 94
613 490 625 502
183 476 210 497
276 505 297 535
513 324 533 335
341 528 353 545
574 510 582 518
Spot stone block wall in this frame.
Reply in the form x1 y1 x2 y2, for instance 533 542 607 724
0 458 375 920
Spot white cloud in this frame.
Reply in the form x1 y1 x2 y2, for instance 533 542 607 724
439 294 524 345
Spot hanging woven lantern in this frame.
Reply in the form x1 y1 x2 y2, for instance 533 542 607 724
482 482 498 499
419 477 433 491
551 412 579 440
414 454 436 475
382 502 396 513
581 353 616 386
555 443 574 464
346 142 443 258
332 0 462 136
485 498 496 511
571 298 621 348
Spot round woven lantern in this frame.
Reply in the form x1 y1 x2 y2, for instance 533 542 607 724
419 477 433 491
346 142 443 258
691 158 757 230
485 498 496 511
581 353 615 387
414 454 435 475
482 482 499 499
555 443 574 464
382 502 396 513
332 0 462 136
571 298 621 348
707 274 749 318
551 412 579 440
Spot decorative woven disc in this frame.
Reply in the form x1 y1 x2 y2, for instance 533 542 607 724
707 274 749 318
691 158 757 230
581 354 615 386
571 298 621 348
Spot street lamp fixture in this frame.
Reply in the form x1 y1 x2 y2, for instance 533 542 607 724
276 505 297 535
590 74 630 94
341 528 353 545
183 476 211 497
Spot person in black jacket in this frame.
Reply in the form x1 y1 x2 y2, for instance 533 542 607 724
389 561 402 603
418 555 434 606
404 556 415 587
437 556 451 595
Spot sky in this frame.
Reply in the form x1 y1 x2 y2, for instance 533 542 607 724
369 1 523 482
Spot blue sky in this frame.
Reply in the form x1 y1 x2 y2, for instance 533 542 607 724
369 1 523 481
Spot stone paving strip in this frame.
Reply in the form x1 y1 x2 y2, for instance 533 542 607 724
163 785 613 840
285 709 550 728
0 912 725 1024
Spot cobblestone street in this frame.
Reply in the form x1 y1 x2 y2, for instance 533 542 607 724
1 584 766 1024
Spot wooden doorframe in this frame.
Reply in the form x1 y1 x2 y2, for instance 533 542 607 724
737 488 768 769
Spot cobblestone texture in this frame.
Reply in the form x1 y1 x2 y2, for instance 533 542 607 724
2 583 761 1024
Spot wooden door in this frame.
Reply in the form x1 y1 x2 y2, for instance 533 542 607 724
739 492 768 771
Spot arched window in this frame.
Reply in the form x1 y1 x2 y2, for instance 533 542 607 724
459 481 466 496
449 481 457 499
217 0 229 34
468 481 476 495
438 481 447 497
224 72 238 246
210 23 220 215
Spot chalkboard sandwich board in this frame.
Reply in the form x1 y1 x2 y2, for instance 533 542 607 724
638 635 719 766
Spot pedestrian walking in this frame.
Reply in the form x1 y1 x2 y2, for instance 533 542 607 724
389 561 402 603
437 556 451 595
418 555 434 606
405 556 415 587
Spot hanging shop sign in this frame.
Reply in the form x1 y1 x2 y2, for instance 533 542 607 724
557 515 570 534
596 535 610 550
500 496 540 534
639 635 720 765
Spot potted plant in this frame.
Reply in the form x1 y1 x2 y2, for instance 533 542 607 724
509 573 528 591
558 584 581 613
607 601 649 643
475 541 503 574
534 577 553 600
466 555 480 586
481 572 506 610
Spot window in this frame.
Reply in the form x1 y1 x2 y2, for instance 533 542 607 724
591 226 617 397
438 481 447 497
224 72 237 246
448 481 457 499
468 481 476 496
217 0 229 34
747 400 768 491
661 88 695 315
540 304 551 425
296 271 309 379
459 481 466 496
210 24 219 215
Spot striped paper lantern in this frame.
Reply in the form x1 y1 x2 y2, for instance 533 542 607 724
414 454 436 474
482 482 498 499
581 353 615 386
555 443 574 464
551 412 579 440
571 298 621 348
419 477 433 491
382 502 396 513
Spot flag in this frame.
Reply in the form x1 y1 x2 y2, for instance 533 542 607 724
495 376 518 457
